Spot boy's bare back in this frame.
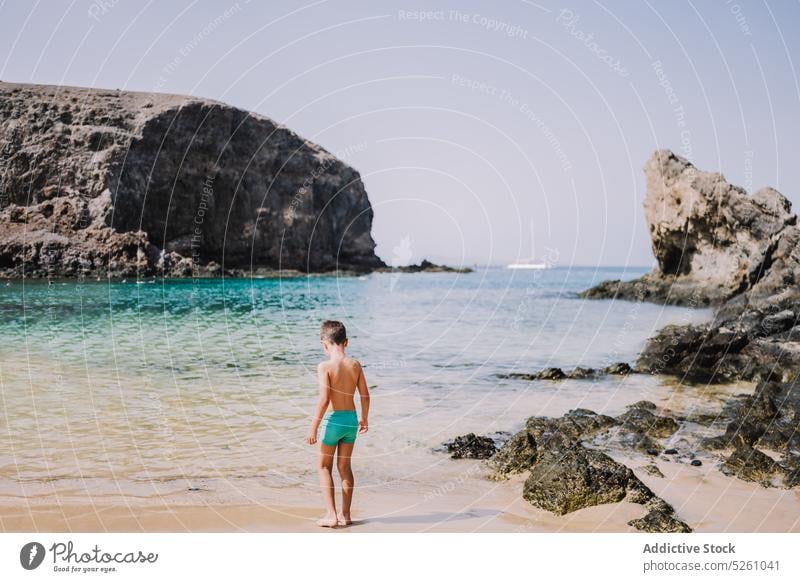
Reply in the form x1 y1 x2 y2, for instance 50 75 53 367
319 357 364 412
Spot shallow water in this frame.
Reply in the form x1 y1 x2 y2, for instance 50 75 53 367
0 267 714 505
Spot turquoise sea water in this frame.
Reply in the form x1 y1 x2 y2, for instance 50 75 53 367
0 267 712 504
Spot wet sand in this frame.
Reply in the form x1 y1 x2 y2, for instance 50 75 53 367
2 457 799 532
2 351 799 532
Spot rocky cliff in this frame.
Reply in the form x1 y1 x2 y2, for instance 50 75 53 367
582 150 800 382
0 82 384 278
581 150 797 306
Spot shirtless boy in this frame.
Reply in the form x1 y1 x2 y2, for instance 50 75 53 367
306 320 370 527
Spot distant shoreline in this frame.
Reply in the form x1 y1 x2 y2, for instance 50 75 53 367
0 263 653 282
0 262 476 282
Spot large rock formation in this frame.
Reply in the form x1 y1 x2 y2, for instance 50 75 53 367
581 150 797 306
0 82 384 278
444 388 800 529
479 407 692 532
582 150 800 382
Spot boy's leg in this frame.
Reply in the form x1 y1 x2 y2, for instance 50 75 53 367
336 441 355 524
317 443 338 527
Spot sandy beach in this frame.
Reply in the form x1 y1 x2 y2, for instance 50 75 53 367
3 367 799 533
2 456 799 533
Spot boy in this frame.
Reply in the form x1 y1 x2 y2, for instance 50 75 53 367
306 320 370 527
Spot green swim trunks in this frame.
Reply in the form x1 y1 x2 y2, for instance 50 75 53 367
321 410 359 446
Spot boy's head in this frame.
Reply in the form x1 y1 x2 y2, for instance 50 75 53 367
320 320 348 350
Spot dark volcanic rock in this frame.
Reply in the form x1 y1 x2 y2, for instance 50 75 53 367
636 325 752 383
528 408 620 443
500 367 567 381
640 464 665 478
491 403 686 476
617 431 664 453
0 82 384 278
618 402 679 439
628 497 693 532
522 433 655 515
604 362 633 375
701 381 800 451
701 382 800 488
581 150 800 383
587 401 682 455
500 373 538 381
578 274 716 307
484 407 691 530
762 310 796 333
629 509 693 533
567 366 597 379
537 367 567 380
783 454 800 487
488 408 619 478
488 429 537 478
443 433 498 459
499 363 636 382
629 492 692 533
720 444 782 486
378 259 472 273
627 400 657 411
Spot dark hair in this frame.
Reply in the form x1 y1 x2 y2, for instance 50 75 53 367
320 320 347 345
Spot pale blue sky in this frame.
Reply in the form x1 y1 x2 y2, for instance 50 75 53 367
2 0 798 267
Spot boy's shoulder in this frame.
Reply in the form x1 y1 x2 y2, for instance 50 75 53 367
317 357 361 371
317 357 361 368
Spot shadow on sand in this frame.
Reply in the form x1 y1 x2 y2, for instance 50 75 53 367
346 508 499 527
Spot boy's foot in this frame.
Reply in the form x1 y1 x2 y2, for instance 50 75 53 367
337 513 352 526
316 514 338 528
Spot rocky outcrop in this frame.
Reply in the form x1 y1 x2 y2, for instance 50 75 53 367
581 150 796 306
446 407 693 532
635 296 800 383
444 387 800 529
0 82 384 278
442 433 498 459
497 362 633 381
444 381 800 529
617 402 679 438
521 432 656 516
628 503 693 533
378 259 473 274
581 150 800 383
700 380 800 487
719 444 783 486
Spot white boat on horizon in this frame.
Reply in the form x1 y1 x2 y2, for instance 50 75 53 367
508 221 552 270
506 261 548 270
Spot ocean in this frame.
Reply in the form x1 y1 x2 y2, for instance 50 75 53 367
0 267 713 510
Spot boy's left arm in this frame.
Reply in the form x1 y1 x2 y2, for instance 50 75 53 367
306 363 331 445
355 361 370 434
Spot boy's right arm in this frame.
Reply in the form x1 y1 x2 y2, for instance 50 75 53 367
306 362 331 445
356 361 370 434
